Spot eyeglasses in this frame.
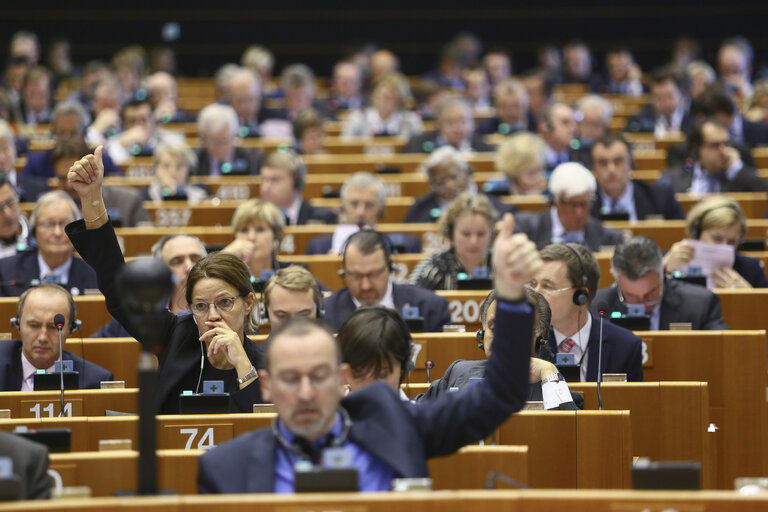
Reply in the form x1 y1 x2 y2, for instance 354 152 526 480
527 281 573 296
343 265 389 282
617 283 663 308
190 294 246 316
37 220 70 232
274 368 337 391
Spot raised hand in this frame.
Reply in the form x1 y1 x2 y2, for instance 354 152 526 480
492 213 542 302
67 145 105 201
663 240 694 273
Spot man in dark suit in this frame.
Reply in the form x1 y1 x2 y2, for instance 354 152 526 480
515 162 624 251
590 134 685 221
477 78 536 136
531 243 643 382
590 236 728 330
698 83 768 148
0 431 51 500
0 284 113 391
423 288 583 409
19 66 52 127
538 102 586 171
625 67 694 137
403 97 494 153
306 172 421 254
198 214 541 493
0 191 98 297
259 150 336 226
191 103 262 176
323 230 449 332
660 118 768 194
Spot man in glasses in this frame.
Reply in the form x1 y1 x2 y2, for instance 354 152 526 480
529 242 643 382
323 229 450 332
591 236 728 330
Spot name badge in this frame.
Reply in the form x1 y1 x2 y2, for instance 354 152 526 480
322 446 353 468
53 360 74 373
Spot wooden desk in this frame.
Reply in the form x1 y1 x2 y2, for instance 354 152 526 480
0 296 112 339
0 389 137 417
62 338 140 387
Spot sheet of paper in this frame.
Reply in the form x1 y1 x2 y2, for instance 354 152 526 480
684 239 735 289
331 224 362 255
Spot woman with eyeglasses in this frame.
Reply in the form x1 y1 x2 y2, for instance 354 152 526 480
64 146 264 414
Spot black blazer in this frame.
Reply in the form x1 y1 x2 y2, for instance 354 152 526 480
67 220 264 414
590 179 685 221
732 254 768 288
296 200 337 225
198 300 534 493
421 358 584 409
660 164 768 194
0 431 51 499
0 339 113 391
306 233 422 255
513 209 624 251
624 104 694 135
404 191 516 223
742 118 768 148
541 313 644 382
191 147 263 176
322 283 451 332
0 250 98 297
590 278 729 330
402 131 495 153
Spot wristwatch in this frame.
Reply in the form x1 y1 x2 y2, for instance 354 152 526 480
541 372 564 385
237 366 258 385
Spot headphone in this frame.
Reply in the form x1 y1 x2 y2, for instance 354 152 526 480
338 229 395 278
11 284 82 333
689 201 747 240
561 243 589 306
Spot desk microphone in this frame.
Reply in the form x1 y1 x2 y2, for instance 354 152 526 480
597 310 605 411
54 313 66 417
0 279 40 287
425 360 434 383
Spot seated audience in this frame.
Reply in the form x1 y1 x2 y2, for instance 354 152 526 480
698 84 768 148
0 284 113 390
0 119 47 201
522 67 554 121
561 40 597 87
664 196 768 288
538 102 583 171
325 60 365 113
323 229 450 332
140 141 209 203
477 78 535 135
0 431 50 500
292 109 326 155
531 243 644 381
595 47 643 95
191 103 261 176
463 66 491 110
483 50 512 88
0 174 30 258
277 64 334 121
625 67 694 136
403 97 494 153
423 287 583 409
241 45 278 98
262 265 323 327
686 60 716 103
144 71 192 123
84 75 123 146
259 150 336 225
405 146 513 223
591 236 729 330
515 162 624 251
745 79 768 123
66 146 264 414
494 131 548 195
0 190 97 297
590 134 685 221
228 67 266 137
20 66 53 127
717 37 754 98
104 98 184 164
198 212 540 493
576 94 612 161
342 72 423 139
661 118 768 193
306 171 421 254
409 193 497 290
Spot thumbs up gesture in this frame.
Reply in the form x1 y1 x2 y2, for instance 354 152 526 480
67 145 105 203
492 213 541 302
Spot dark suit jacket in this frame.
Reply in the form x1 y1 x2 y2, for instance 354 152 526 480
21 148 122 178
624 104 694 135
296 200 337 225
742 119 768 147
660 164 768 193
190 147 263 176
541 313 644 382
591 180 685 221
513 209 624 251
323 283 451 332
733 253 768 288
476 113 537 135
402 131 495 153
404 191 516 223
421 358 584 409
91 317 132 338
0 250 98 297
67 220 264 414
590 278 729 330
198 300 534 493
101 185 151 227
306 233 422 255
0 339 113 391
0 431 51 500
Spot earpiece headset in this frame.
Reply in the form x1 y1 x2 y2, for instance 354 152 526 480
689 201 747 240
11 284 82 333
338 229 395 278
561 243 589 306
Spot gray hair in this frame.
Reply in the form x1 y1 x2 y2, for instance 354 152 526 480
30 190 80 231
420 145 469 175
549 162 596 198
577 94 613 125
52 100 91 132
494 78 530 112
153 140 198 169
151 234 207 259
437 96 472 124
340 171 387 208
280 64 316 93
198 103 239 138
610 236 664 280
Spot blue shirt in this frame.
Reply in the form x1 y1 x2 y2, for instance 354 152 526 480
274 410 396 493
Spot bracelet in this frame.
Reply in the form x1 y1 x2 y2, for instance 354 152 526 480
84 209 108 223
237 366 258 385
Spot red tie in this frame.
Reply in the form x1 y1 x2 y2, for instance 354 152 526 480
559 338 574 353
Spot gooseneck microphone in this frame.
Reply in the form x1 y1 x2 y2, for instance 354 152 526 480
54 313 66 417
597 310 606 411
425 360 435 383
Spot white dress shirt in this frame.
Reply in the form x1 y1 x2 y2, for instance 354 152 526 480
553 313 593 382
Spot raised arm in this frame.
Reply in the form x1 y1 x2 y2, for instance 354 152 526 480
67 145 108 229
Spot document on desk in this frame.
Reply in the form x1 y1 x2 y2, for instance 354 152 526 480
684 239 735 289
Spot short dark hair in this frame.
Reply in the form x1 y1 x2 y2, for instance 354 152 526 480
120 98 151 123
591 133 635 168
698 84 736 117
611 236 663 280
688 117 729 154
480 287 551 340
539 243 599 304
293 108 323 140
342 230 391 269
262 316 338 371
185 252 252 305
338 306 412 383
650 66 683 89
